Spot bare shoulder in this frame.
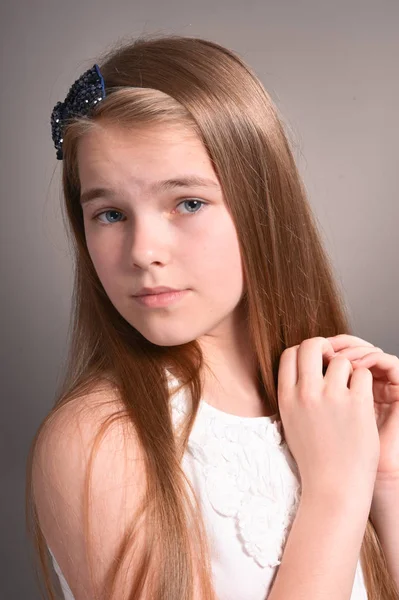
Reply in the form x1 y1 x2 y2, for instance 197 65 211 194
32 378 147 600
34 377 143 485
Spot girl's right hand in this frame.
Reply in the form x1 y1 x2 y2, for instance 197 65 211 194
277 337 380 503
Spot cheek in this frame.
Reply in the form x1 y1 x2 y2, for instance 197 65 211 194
86 235 119 291
194 218 244 295
86 238 102 273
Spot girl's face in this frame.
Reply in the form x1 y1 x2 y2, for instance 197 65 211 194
77 122 245 347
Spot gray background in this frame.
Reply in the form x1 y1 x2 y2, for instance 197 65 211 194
1 0 398 597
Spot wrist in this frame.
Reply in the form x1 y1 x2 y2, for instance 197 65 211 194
371 479 399 518
373 475 399 494
300 486 372 517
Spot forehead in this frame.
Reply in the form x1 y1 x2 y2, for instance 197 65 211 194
77 122 213 185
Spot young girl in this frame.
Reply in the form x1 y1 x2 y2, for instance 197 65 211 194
26 34 399 600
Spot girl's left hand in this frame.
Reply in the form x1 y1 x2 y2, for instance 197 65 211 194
326 334 399 487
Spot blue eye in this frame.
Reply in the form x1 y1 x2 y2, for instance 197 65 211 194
176 199 206 214
93 199 207 225
94 210 124 224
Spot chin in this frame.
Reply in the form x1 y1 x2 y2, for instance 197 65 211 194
131 323 198 347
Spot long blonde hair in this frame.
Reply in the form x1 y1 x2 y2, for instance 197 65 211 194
26 34 398 599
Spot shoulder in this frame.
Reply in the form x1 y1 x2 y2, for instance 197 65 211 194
33 378 144 494
32 378 147 600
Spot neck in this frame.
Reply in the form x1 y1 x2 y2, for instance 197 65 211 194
197 308 271 418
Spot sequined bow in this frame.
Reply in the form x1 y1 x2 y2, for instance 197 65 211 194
50 64 106 160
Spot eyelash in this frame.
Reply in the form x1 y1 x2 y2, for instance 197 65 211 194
92 199 208 225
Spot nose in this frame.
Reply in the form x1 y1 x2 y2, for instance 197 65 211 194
128 213 171 269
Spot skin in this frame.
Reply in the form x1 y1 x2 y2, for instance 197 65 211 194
77 122 272 417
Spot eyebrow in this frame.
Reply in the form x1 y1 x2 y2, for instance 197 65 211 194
80 175 221 206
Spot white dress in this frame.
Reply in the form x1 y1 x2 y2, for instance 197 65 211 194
48 370 368 599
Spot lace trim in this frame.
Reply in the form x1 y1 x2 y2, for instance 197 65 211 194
169 384 302 568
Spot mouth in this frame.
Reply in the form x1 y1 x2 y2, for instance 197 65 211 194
133 287 181 297
132 289 189 308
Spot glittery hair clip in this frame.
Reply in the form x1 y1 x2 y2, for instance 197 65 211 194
50 64 106 160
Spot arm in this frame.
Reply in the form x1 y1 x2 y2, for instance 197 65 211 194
267 491 373 600
32 384 159 600
369 483 399 590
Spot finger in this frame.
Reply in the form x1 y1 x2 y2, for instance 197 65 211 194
278 345 300 398
348 365 374 396
297 337 336 385
324 355 354 388
327 334 375 350
352 352 399 385
333 346 383 361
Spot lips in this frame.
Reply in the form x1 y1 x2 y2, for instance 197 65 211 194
133 289 189 308
134 286 180 297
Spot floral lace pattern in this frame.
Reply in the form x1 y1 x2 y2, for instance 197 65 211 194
168 375 302 569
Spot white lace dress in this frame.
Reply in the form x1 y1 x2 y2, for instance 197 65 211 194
48 371 368 599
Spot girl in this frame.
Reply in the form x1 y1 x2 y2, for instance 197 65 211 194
26 34 399 599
